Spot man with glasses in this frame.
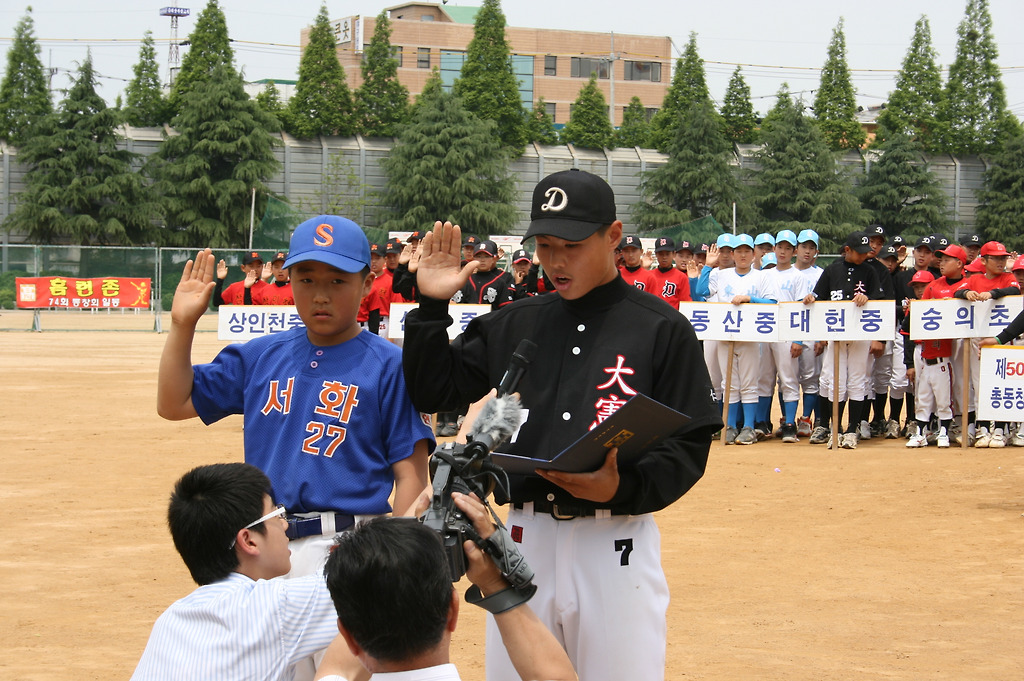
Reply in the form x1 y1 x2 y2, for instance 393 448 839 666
131 463 349 681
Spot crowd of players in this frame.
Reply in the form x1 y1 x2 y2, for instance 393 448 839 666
211 225 1024 450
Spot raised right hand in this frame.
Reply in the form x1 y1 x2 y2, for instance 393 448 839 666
216 259 228 280
171 249 216 327
415 221 480 300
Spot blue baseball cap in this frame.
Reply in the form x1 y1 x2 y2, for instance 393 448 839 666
754 233 775 247
775 229 798 247
797 229 819 247
733 234 755 250
284 215 371 272
760 253 778 268
715 233 733 249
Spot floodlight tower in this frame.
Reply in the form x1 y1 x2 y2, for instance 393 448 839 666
160 5 191 87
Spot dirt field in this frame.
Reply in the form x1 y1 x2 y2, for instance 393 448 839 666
2 311 1022 680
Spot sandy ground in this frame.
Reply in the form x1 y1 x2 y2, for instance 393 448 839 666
1 311 1022 680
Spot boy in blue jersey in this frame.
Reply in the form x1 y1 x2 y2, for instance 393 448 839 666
158 215 433 580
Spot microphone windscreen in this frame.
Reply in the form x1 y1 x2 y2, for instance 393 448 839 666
467 394 523 448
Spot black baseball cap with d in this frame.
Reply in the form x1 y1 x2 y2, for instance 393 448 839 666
844 231 872 254
524 168 617 242
283 215 370 272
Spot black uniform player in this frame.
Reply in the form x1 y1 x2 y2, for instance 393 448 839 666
402 169 721 681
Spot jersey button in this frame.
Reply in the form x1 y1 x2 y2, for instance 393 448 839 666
577 324 585 332
310 361 318 368
546 493 556 502
562 412 571 421
572 347 581 355
316 350 324 356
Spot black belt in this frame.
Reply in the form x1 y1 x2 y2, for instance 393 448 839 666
285 513 355 540
923 357 946 366
513 499 626 520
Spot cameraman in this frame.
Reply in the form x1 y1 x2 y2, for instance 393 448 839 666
317 494 575 681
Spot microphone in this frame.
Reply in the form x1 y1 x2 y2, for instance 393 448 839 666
466 339 536 453
496 339 537 398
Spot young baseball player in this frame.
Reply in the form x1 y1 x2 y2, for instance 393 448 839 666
650 236 691 307
753 232 775 269
794 229 824 438
758 229 812 442
402 169 721 681
212 251 269 307
955 241 1022 447
902 269 953 447
863 225 897 439
131 463 341 680
251 251 294 305
707 233 779 445
618 234 657 293
879 244 911 438
696 235 737 411
452 239 516 310
158 215 433 579
803 231 885 449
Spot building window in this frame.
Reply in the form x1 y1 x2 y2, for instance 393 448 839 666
645 107 658 122
624 60 662 82
417 47 431 69
571 57 610 79
544 55 557 76
512 54 534 109
391 45 403 67
420 15 434 21
440 50 465 91
545 101 556 123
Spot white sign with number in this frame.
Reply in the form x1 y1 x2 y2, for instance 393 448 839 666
909 297 1023 340
977 345 1024 420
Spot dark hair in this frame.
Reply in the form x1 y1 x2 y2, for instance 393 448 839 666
325 517 453 663
167 463 272 585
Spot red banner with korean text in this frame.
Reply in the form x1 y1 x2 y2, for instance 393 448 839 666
16 277 152 309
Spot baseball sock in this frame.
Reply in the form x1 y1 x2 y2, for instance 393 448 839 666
906 393 915 422
873 392 887 422
727 402 741 428
783 400 798 425
756 395 772 425
742 402 758 431
889 397 904 423
844 400 860 434
818 396 832 428
803 393 817 418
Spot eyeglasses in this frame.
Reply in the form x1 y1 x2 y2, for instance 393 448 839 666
230 504 287 549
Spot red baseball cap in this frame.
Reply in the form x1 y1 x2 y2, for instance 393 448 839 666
1012 255 1024 272
965 257 985 273
980 241 1010 257
910 270 935 284
936 244 967 265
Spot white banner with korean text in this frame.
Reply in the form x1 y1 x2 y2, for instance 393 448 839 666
908 297 1023 340
977 345 1024 420
678 301 895 342
218 305 305 341
389 303 492 340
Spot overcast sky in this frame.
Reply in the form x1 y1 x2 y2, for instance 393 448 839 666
2 0 1022 118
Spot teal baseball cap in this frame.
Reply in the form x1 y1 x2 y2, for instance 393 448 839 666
776 229 798 247
284 215 371 272
733 234 755 250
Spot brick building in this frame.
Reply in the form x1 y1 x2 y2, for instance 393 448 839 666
300 2 672 127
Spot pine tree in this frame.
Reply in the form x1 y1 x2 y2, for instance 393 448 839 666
355 11 410 137
976 132 1024 250
0 7 52 145
720 66 758 144
286 4 355 138
168 0 235 116
5 53 161 244
616 97 651 148
751 100 868 252
874 16 944 150
648 32 710 152
561 74 615 150
857 129 951 238
254 81 287 132
633 99 743 230
813 18 866 151
379 71 516 235
149 64 281 247
938 0 1020 155
123 31 169 127
760 83 795 134
525 98 559 146
453 0 527 152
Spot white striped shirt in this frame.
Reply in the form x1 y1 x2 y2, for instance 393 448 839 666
131 571 338 681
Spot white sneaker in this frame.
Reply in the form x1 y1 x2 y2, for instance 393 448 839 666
858 420 872 440
840 432 858 449
906 433 928 448
1011 432 1024 447
990 429 1006 448
975 427 991 448
937 428 950 448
